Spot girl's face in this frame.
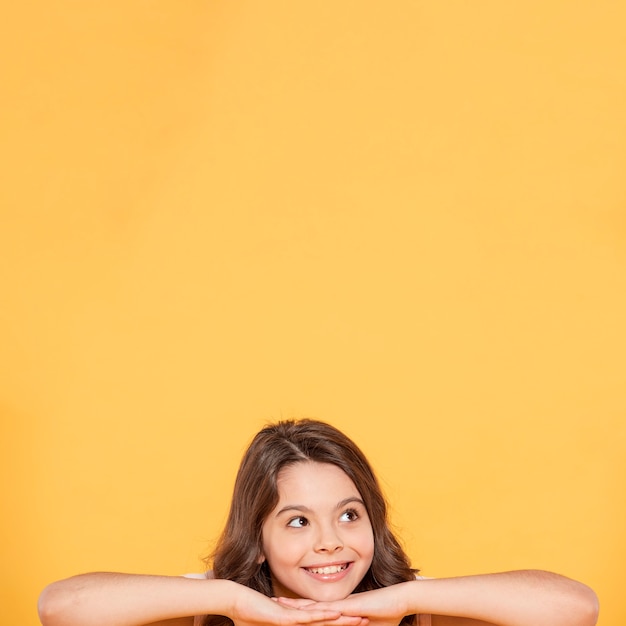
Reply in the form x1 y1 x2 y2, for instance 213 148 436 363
261 461 375 601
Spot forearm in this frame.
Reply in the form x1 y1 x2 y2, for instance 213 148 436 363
403 570 598 626
38 572 234 626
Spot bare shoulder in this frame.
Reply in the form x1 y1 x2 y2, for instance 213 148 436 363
432 616 498 626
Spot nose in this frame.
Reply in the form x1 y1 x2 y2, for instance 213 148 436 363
314 524 344 553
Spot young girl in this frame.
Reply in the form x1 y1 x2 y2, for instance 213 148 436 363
38 419 599 626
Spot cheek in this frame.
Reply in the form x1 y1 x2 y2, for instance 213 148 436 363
263 529 302 565
358 527 375 563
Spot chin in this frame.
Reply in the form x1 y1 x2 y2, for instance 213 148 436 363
306 585 355 602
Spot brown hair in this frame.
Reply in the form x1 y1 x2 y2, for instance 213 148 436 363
204 419 416 626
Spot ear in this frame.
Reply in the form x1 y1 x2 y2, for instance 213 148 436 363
257 552 266 564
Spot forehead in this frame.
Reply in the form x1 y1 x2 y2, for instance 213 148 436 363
275 461 362 502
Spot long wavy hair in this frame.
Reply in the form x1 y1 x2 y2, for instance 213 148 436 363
203 419 417 626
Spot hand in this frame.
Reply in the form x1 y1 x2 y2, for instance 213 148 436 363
275 584 411 626
230 584 368 626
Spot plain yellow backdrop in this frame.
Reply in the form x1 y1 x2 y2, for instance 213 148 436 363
1 2 624 624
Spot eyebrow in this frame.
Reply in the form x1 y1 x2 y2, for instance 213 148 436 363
275 497 365 517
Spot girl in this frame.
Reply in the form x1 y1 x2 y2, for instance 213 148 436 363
38 419 599 626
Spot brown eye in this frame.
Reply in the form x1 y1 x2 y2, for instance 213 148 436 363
287 516 309 528
340 508 359 522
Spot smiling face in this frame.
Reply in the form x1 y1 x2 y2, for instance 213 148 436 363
260 461 375 601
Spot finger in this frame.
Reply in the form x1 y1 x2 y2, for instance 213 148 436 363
334 617 368 626
289 609 341 624
276 597 317 609
285 601 343 614
301 601 363 617
325 616 368 626
298 613 366 626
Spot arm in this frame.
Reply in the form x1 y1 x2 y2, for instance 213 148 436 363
37 572 366 626
277 570 598 626
37 573 230 626
411 570 599 626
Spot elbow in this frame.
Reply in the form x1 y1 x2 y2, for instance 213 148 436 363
531 570 599 626
574 583 599 626
559 578 599 626
38 581 73 626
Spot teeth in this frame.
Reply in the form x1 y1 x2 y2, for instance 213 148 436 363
308 564 347 575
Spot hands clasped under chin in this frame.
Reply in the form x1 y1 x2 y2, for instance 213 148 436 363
274 586 409 626
230 586 369 626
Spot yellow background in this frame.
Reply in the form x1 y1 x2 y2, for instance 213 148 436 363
1 2 624 624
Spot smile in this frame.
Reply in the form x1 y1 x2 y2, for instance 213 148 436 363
305 563 350 575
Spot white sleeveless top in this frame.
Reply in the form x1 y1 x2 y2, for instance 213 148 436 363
184 574 432 626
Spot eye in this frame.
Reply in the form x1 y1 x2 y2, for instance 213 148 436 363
339 508 359 522
287 516 309 528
